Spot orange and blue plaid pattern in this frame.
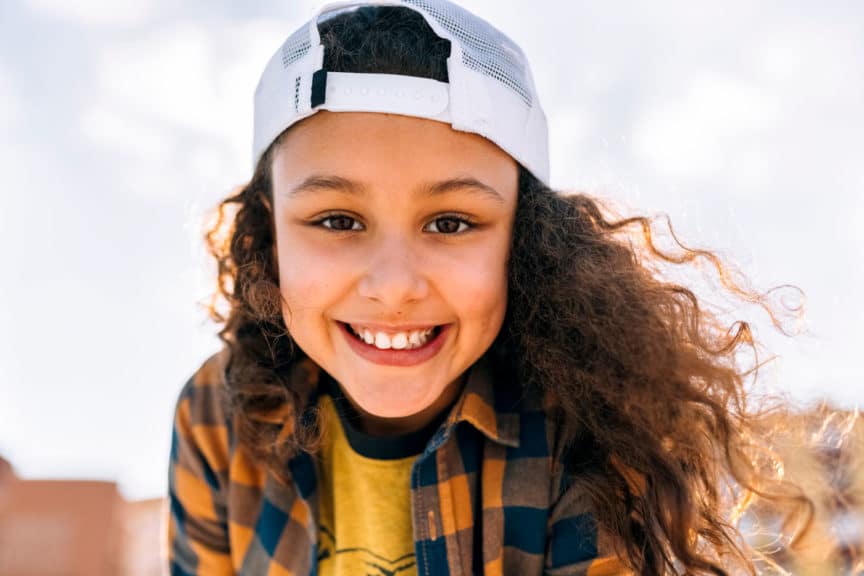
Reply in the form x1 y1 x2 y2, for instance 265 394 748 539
168 350 629 575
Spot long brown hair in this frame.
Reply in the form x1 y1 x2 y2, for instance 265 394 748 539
205 6 810 574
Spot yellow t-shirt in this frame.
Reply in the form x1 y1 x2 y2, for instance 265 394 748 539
316 386 433 576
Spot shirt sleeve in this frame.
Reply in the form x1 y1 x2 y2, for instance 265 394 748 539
167 368 235 575
544 480 632 575
544 419 632 576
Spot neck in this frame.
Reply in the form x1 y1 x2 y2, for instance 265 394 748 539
336 374 466 438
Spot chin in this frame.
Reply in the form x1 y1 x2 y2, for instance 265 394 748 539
356 395 428 419
349 381 439 418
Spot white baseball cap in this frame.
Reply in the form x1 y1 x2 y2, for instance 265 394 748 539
253 0 550 185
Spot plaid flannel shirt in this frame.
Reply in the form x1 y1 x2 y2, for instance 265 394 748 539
167 350 629 575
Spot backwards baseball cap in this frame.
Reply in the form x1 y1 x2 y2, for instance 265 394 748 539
253 0 550 185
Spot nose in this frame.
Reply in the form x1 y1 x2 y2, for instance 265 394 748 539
357 235 430 307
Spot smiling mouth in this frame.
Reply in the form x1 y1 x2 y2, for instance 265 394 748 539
342 323 443 351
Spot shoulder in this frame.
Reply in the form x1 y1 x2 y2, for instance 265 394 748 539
172 348 234 481
537 398 633 574
175 348 231 426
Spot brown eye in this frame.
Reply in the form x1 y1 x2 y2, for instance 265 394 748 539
320 215 362 231
425 216 471 234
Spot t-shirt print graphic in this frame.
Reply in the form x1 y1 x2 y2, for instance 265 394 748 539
318 525 417 576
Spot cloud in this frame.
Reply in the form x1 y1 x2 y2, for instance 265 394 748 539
633 20 864 192
0 63 19 159
633 73 776 184
0 63 24 452
545 9 864 408
23 0 163 27
81 19 295 200
0 62 30 199
0 64 15 117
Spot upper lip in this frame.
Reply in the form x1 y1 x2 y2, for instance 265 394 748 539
340 321 443 332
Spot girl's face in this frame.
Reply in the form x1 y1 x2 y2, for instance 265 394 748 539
271 111 518 435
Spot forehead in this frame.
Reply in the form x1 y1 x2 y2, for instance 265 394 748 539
270 111 518 200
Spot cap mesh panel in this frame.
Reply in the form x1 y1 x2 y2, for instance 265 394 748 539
281 26 312 68
402 0 532 105
279 0 533 107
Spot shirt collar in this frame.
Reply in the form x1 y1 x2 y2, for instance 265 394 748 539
443 354 521 448
296 352 521 449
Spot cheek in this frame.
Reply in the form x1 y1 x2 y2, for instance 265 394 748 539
278 259 328 300
463 273 508 332
273 231 350 319
439 241 509 330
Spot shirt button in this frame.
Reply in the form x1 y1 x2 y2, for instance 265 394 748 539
427 509 437 541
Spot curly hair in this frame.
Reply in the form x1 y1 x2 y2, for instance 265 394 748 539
204 6 809 574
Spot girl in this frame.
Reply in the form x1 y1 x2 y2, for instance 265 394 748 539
168 1 805 574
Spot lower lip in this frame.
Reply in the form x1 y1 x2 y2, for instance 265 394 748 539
338 323 450 367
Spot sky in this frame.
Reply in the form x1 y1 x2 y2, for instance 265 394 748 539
0 0 862 500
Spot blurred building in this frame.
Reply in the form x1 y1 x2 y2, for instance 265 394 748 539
124 497 166 576
0 478 124 575
0 460 164 576
0 456 14 484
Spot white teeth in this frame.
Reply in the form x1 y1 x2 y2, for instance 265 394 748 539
349 324 437 350
374 332 391 349
391 333 408 349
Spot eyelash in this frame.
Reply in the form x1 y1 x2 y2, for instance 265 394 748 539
310 213 477 235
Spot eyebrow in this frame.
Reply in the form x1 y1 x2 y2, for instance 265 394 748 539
286 175 504 204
